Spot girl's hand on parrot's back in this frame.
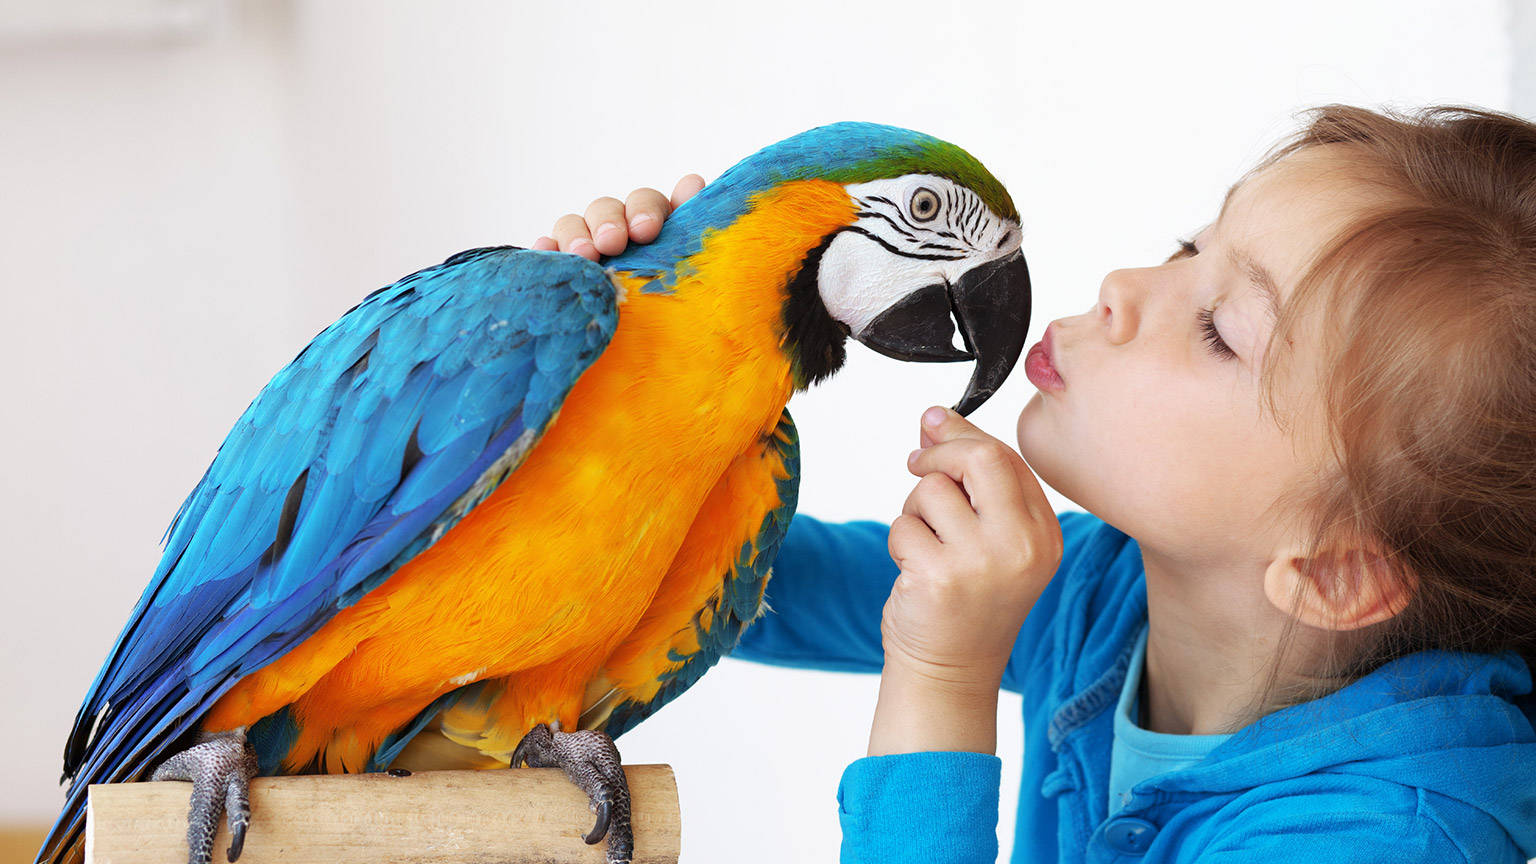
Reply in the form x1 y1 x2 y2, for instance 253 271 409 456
535 174 705 261
868 407 1062 757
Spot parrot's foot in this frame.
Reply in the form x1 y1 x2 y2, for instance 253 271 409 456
150 728 260 864
512 722 633 864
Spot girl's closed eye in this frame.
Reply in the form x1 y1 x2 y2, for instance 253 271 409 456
1173 237 1238 360
1197 307 1236 359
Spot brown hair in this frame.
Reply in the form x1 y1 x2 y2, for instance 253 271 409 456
1256 104 1536 711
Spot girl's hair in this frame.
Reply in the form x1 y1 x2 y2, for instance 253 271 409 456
1259 104 1536 710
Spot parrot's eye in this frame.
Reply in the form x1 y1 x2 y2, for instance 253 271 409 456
909 188 941 223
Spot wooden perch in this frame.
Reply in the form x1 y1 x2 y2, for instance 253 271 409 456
85 765 680 864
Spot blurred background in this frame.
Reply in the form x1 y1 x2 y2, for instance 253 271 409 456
0 1 1524 861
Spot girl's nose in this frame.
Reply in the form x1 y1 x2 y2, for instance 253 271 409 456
1096 268 1143 345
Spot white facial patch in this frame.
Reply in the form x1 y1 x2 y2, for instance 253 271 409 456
818 175 1022 336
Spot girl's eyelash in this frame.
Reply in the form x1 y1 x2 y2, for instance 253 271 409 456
1178 238 1230 358
1197 308 1236 359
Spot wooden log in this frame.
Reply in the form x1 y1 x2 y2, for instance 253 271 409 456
85 765 680 864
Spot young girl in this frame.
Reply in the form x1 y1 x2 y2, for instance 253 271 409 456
536 105 1536 862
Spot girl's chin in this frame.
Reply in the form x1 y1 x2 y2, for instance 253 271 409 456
1015 439 1073 499
1007 396 1056 451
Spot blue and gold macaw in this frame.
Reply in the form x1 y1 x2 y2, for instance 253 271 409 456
39 123 1029 864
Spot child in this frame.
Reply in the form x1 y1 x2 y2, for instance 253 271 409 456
536 105 1536 862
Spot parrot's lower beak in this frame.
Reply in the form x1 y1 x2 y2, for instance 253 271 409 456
854 251 1032 416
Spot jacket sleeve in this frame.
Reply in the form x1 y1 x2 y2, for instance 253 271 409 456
735 511 1108 682
837 752 1002 864
830 512 1112 863
731 515 896 674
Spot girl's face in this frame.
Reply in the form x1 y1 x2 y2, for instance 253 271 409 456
1017 146 1371 567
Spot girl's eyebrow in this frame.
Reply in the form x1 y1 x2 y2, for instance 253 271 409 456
1226 245 1282 322
1212 180 1283 320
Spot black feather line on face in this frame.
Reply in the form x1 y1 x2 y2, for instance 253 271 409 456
782 231 850 390
855 209 918 240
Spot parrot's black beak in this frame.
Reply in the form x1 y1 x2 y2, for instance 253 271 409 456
855 251 1031 416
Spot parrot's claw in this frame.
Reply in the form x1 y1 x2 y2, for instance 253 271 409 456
585 798 612 845
149 729 260 864
512 722 633 864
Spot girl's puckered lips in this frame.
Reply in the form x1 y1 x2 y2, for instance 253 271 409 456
1023 324 1064 392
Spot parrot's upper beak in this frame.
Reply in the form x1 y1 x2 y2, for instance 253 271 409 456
854 251 1032 416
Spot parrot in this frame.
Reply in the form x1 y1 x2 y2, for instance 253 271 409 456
36 121 1030 864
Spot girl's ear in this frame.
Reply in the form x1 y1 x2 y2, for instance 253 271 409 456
1263 546 1414 631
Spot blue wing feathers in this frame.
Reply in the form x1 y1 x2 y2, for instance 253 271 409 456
43 247 617 863
335 410 532 601
393 426 488 513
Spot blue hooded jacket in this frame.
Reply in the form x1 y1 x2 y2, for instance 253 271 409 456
735 512 1536 862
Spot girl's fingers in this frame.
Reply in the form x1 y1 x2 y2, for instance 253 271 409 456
624 187 673 244
909 408 1044 519
583 196 629 257
908 440 1029 517
919 425 935 449
888 513 941 567
918 406 985 444
551 213 600 261
542 175 704 257
671 173 705 210
900 472 979 545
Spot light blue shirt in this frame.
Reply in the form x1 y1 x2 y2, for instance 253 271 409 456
1108 626 1231 816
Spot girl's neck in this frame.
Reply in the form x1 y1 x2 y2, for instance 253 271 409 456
1137 546 1312 736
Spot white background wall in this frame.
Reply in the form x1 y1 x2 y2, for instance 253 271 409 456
0 1 1516 861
